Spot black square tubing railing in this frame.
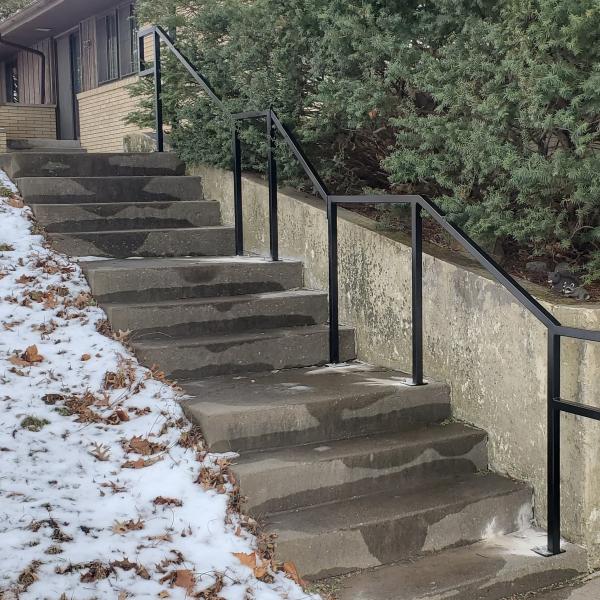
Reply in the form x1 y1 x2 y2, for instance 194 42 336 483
326 195 424 386
139 21 600 557
231 110 280 261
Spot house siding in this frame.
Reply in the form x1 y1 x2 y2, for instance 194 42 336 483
77 75 143 152
0 104 57 139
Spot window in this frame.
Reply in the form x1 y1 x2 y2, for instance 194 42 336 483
96 3 137 84
5 59 18 103
118 3 138 77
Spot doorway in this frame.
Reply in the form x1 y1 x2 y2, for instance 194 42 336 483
56 29 81 140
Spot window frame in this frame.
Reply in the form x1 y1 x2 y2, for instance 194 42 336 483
96 2 137 86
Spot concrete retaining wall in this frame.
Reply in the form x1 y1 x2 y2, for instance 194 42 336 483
194 164 600 567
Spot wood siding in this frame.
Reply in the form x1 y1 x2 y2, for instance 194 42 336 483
14 37 57 104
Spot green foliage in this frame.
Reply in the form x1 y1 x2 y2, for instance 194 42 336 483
132 0 600 281
0 0 33 21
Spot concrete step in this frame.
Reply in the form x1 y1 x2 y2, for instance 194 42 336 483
134 325 356 381
269 472 532 580
2 152 184 178
7 138 84 153
82 257 304 303
17 176 202 204
335 528 588 600
182 365 451 452
104 289 329 339
48 226 235 258
32 201 221 232
234 423 487 515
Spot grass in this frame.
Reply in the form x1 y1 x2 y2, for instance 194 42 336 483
20 416 51 432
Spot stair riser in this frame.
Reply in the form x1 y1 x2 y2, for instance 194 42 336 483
83 261 305 303
137 328 356 381
275 488 532 581
32 202 221 232
7 139 82 151
49 228 235 258
187 385 451 452
4 152 184 178
17 176 202 204
237 434 487 514
105 294 328 338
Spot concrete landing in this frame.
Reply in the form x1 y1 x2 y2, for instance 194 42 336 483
530 575 600 599
335 529 588 600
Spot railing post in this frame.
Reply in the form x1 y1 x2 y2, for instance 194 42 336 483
411 201 425 385
153 31 164 152
328 198 340 363
232 126 244 256
547 331 562 554
267 109 279 261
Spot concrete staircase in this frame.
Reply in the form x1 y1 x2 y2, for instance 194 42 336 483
8 151 588 599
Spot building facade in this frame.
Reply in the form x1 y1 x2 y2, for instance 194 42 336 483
0 0 150 152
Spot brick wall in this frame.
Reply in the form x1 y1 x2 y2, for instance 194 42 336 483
0 105 57 139
77 76 147 153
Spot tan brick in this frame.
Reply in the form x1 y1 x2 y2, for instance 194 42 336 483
77 76 147 153
0 105 57 139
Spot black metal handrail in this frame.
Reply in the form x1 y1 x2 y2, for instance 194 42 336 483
138 24 600 557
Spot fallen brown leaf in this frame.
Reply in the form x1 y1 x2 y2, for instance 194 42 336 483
112 518 144 535
153 496 183 508
7 196 24 208
24 345 43 364
122 456 162 469
282 561 305 586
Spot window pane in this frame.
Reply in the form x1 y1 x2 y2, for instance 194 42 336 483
106 13 118 81
118 4 137 77
5 60 18 103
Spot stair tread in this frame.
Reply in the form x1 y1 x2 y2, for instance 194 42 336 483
103 289 322 308
336 528 587 600
81 256 299 269
269 472 529 532
51 225 233 235
183 364 448 412
81 256 299 271
134 324 354 349
31 200 218 207
18 175 197 181
235 422 485 468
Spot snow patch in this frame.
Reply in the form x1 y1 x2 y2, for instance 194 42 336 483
0 170 317 599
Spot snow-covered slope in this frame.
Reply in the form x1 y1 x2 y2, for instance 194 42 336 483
0 171 317 600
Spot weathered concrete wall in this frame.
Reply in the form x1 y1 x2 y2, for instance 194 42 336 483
194 165 600 567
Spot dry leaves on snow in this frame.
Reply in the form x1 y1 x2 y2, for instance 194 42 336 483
153 496 183 508
9 345 43 366
121 456 163 469
233 552 270 580
112 518 144 535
